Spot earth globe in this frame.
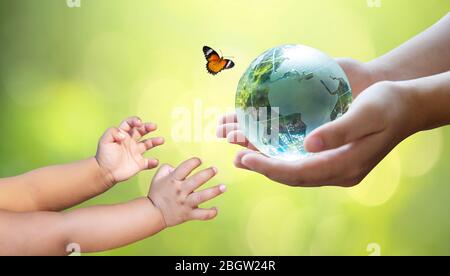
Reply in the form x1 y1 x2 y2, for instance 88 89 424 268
235 44 352 161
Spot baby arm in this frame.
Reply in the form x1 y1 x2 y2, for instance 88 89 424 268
0 158 225 255
0 198 163 255
0 158 113 213
0 116 164 212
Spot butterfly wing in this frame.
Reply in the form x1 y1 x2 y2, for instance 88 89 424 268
203 46 235 75
203 46 220 62
206 59 235 75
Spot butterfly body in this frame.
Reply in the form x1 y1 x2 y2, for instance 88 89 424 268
203 46 235 75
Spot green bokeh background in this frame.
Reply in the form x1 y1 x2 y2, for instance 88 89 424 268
0 0 449 256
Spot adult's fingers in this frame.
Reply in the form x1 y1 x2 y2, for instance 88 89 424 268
236 150 345 187
237 129 391 187
218 112 237 125
304 102 385 152
238 152 303 185
234 149 256 169
172 157 202 181
216 123 239 138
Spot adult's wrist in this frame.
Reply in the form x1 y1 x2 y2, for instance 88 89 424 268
366 59 389 85
395 80 429 134
399 72 450 131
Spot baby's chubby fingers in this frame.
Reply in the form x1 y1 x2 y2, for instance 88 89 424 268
172 157 202 181
184 167 218 193
100 127 127 144
139 137 165 153
131 122 157 141
216 123 239 138
226 130 258 150
144 158 159 170
189 207 219 221
119 116 143 133
188 185 226 207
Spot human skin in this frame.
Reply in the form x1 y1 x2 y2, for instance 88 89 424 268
216 13 450 187
0 116 226 255
0 157 225 255
0 116 164 212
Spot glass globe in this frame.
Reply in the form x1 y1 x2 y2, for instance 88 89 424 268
235 44 352 161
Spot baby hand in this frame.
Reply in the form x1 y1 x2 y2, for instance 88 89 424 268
148 158 226 227
96 116 165 186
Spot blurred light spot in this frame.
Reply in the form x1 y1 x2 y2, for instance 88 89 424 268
132 78 187 121
396 129 443 177
30 81 107 155
4 63 52 106
348 150 401 206
246 196 297 255
83 32 143 104
277 208 313 255
309 215 348 255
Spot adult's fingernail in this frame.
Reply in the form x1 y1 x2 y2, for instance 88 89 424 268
211 167 218 174
306 136 324 152
240 153 254 167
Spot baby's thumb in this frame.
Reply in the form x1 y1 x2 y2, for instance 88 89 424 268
152 164 174 182
101 127 126 144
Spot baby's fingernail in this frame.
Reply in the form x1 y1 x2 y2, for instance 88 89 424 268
219 185 227 193
118 132 126 139
306 136 324 152
212 167 218 174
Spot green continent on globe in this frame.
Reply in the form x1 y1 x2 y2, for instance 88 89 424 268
236 45 352 161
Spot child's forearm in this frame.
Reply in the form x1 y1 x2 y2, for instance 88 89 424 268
64 197 166 253
0 197 166 255
368 13 450 82
0 158 113 212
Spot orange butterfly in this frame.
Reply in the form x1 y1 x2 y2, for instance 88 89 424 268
203 46 235 75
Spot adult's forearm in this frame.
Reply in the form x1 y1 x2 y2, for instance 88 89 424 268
402 71 450 132
0 198 165 255
368 13 450 82
0 157 113 212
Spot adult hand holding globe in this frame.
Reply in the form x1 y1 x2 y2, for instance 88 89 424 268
235 45 353 161
217 45 416 187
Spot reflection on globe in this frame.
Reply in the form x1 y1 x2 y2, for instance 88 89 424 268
235 45 352 161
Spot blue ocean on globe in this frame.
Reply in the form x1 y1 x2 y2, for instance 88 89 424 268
235 44 352 161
